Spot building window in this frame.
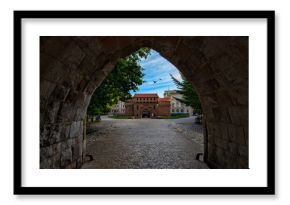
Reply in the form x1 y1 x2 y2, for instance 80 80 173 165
176 109 179 112
181 109 184 112
172 109 175 112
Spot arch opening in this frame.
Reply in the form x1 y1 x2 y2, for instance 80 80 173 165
141 109 150 118
83 47 206 169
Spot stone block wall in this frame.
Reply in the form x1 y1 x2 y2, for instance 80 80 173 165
40 120 85 168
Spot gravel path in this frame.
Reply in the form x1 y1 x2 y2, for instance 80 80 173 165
82 117 208 169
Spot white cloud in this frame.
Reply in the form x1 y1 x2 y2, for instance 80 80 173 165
132 49 183 96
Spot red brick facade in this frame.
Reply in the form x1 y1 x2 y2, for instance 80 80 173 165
125 93 171 118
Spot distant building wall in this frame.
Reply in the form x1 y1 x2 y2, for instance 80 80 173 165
157 98 171 116
125 93 170 118
110 101 125 115
157 104 170 116
164 90 194 116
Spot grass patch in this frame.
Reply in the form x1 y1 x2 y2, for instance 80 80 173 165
158 113 190 119
109 115 131 119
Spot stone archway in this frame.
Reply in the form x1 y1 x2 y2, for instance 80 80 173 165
40 36 248 169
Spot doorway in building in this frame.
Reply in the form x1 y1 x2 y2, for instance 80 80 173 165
142 109 150 118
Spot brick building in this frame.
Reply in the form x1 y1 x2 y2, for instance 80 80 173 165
125 93 171 118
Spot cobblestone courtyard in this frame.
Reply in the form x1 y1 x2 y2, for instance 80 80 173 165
82 116 208 169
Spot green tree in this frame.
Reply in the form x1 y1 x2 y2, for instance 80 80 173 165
87 48 150 116
170 74 202 114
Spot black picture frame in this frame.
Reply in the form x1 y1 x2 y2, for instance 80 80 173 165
14 10 275 195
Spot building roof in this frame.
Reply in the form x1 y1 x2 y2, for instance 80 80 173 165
173 96 183 101
133 93 159 98
158 97 171 102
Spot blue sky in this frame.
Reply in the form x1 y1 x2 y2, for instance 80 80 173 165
130 49 182 97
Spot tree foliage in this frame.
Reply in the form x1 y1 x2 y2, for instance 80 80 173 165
87 48 151 116
170 74 202 114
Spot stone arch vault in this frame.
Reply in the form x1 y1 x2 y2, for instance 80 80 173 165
40 36 248 169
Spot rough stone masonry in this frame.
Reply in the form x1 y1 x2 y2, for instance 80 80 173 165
40 36 248 169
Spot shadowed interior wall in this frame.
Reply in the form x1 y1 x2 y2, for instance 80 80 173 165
40 36 248 169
